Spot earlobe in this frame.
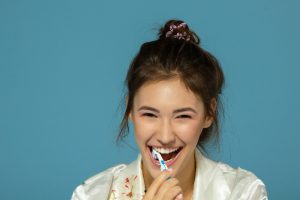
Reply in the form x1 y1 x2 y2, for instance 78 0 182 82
129 112 133 121
204 116 214 128
126 96 135 122
204 98 217 128
126 96 132 121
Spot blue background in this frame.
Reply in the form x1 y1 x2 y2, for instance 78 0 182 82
1 0 299 199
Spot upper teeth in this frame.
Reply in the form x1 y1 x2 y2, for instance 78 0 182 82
153 147 179 154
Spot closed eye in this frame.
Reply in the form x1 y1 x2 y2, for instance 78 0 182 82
142 113 157 118
176 115 192 119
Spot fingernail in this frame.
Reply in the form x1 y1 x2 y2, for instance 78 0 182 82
176 193 183 200
167 168 173 172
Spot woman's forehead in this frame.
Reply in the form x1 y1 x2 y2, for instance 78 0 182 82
133 79 204 109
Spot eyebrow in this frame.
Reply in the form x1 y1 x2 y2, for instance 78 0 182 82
138 106 197 114
173 107 197 114
138 106 160 113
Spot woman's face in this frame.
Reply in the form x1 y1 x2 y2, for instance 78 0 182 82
130 78 213 180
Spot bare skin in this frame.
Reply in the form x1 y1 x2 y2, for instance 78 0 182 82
142 155 195 200
130 78 214 199
142 169 183 200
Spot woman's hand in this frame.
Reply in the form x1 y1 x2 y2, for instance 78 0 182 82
143 169 183 200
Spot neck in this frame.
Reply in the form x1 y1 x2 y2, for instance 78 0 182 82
177 154 196 199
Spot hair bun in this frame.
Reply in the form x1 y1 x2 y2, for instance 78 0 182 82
158 20 200 44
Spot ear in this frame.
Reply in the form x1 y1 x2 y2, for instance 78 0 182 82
129 111 133 121
203 98 217 128
126 96 133 121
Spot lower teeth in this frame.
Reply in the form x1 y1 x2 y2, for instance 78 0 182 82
164 157 173 162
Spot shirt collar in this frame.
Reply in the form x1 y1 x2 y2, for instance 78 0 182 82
111 149 231 199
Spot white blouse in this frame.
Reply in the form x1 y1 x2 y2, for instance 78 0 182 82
71 149 268 200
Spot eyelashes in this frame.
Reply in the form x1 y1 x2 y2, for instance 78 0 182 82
142 113 157 118
141 113 191 119
177 115 192 119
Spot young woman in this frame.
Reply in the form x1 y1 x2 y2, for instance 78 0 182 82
71 19 268 200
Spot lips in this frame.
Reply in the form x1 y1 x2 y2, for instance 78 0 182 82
148 146 183 168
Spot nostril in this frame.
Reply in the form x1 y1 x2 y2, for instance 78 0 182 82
157 137 176 145
157 134 176 144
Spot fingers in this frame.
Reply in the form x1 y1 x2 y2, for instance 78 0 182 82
143 169 184 200
144 169 173 199
155 178 183 199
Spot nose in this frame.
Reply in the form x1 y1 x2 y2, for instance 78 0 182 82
157 118 176 145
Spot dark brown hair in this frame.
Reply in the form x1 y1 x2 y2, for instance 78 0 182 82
118 19 224 152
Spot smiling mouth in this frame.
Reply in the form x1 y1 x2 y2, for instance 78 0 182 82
149 146 183 162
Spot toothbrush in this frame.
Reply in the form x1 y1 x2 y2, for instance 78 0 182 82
152 149 168 171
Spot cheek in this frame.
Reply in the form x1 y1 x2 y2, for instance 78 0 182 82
133 118 156 144
175 121 203 143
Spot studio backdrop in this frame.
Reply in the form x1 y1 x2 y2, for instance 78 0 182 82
0 0 299 199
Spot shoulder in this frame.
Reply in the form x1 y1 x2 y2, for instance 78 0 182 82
219 162 265 186
71 164 127 200
215 161 268 199
196 151 268 199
